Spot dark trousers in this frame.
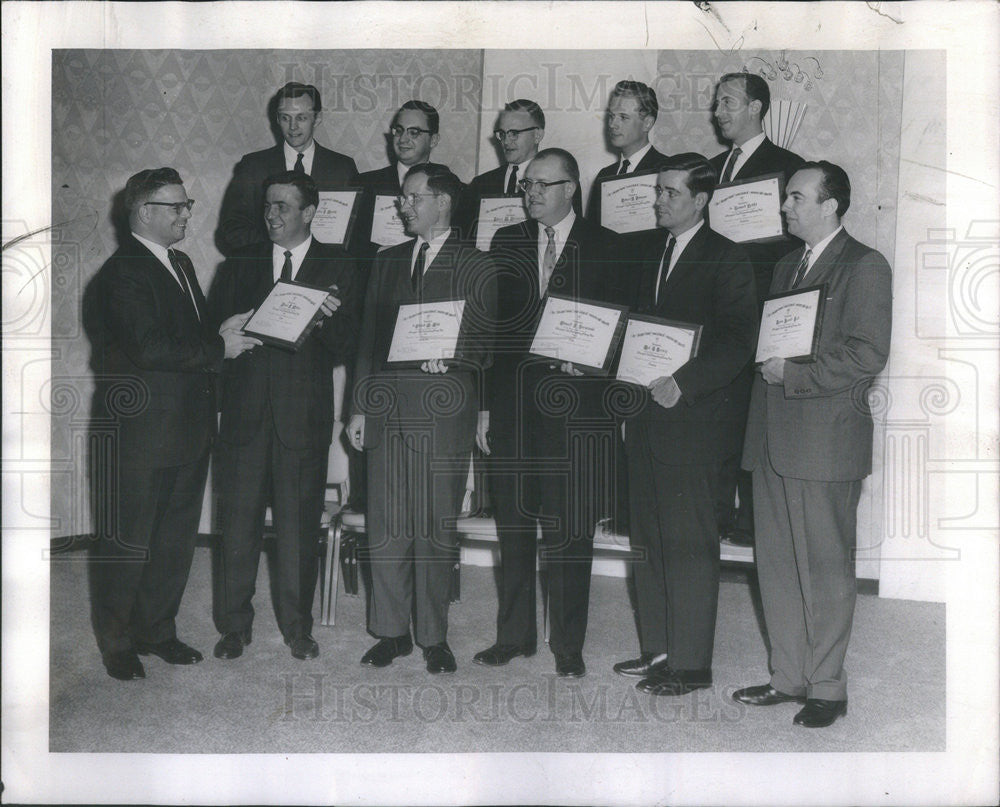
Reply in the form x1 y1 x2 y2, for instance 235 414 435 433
212 425 326 641
364 432 465 646
91 453 209 656
626 424 721 671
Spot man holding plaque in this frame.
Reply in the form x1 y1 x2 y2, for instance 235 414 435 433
613 154 757 696
209 171 359 662
217 82 359 255
474 148 619 679
710 72 805 547
346 164 495 675
734 162 891 728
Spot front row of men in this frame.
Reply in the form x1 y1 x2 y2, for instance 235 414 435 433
91 150 890 728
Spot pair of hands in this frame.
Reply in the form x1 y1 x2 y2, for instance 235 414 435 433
219 288 342 360
556 361 683 409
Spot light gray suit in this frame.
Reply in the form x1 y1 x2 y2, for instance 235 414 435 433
742 226 892 701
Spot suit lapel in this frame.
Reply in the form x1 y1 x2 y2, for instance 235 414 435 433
660 223 709 299
798 228 851 290
735 138 774 181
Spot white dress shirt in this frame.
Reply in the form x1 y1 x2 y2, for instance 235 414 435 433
654 219 704 303
537 210 576 282
272 235 313 282
799 225 844 284
617 142 652 173
721 131 766 180
410 229 451 277
283 140 316 174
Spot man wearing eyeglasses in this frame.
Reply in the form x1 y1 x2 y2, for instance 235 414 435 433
217 82 359 256
87 167 254 681
346 164 496 674
612 154 757 697
209 171 359 663
474 148 620 679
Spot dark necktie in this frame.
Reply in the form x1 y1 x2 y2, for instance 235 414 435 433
540 226 557 295
790 248 812 289
616 158 631 176
720 146 742 183
167 249 200 320
281 249 293 281
506 164 519 196
412 241 429 292
293 152 305 174
655 235 676 304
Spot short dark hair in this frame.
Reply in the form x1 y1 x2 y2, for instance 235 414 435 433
395 100 439 134
274 81 322 113
405 163 464 207
798 160 852 218
610 80 658 121
263 170 319 209
661 152 718 204
503 98 545 129
532 147 580 186
124 167 184 211
718 72 770 119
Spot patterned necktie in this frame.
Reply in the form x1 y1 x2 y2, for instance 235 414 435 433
655 235 676 304
616 158 631 176
790 248 812 289
506 164 518 195
720 146 742 183
293 153 305 174
412 242 429 292
167 249 200 320
281 250 293 281
540 226 557 295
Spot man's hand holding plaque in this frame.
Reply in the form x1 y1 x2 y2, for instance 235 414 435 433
242 279 339 351
755 284 825 364
615 314 702 388
385 299 466 368
529 294 628 374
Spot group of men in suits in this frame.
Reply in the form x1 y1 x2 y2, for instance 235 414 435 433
89 74 891 727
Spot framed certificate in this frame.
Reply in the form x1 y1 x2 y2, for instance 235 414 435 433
311 190 359 248
475 194 527 251
371 194 410 247
242 279 332 351
597 169 659 234
708 172 786 244
616 314 702 387
756 284 826 363
385 298 466 368
529 294 628 375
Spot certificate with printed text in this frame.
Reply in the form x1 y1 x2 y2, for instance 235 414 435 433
616 314 702 387
386 299 466 367
242 280 332 351
529 294 628 375
756 284 826 363
598 170 659 234
311 190 359 247
476 195 528 251
371 194 410 246
708 172 786 244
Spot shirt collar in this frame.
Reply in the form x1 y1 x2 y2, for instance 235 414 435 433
538 209 576 242
804 225 844 268
132 232 173 274
668 218 704 254
731 131 766 160
412 228 451 275
619 142 652 172
283 140 315 168
272 235 313 281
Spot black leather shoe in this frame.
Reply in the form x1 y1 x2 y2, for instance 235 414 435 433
732 683 805 706
423 642 457 674
637 667 712 696
793 698 847 727
104 651 145 681
214 630 252 660
286 634 319 660
472 643 536 667
724 527 754 546
135 638 203 665
554 651 586 678
613 652 669 678
360 635 413 667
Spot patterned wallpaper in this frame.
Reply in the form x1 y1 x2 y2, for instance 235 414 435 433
50 48 905 538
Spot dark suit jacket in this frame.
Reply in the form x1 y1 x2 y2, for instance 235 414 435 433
351 231 496 454
486 215 620 452
624 223 758 464
742 228 892 481
217 142 359 255
710 138 805 309
88 234 224 468
586 145 670 224
210 238 359 450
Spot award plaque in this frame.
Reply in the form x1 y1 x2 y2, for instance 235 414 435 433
385 298 466 367
597 170 659 234
529 294 628 375
242 280 332 351
756 284 826 363
311 190 359 248
371 194 410 247
476 194 527 251
708 172 786 244
616 314 702 387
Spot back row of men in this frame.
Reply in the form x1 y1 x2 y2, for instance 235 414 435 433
89 73 891 730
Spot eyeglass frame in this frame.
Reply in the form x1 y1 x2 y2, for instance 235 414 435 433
395 191 441 207
493 126 540 142
390 124 434 139
144 200 195 214
517 178 571 193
